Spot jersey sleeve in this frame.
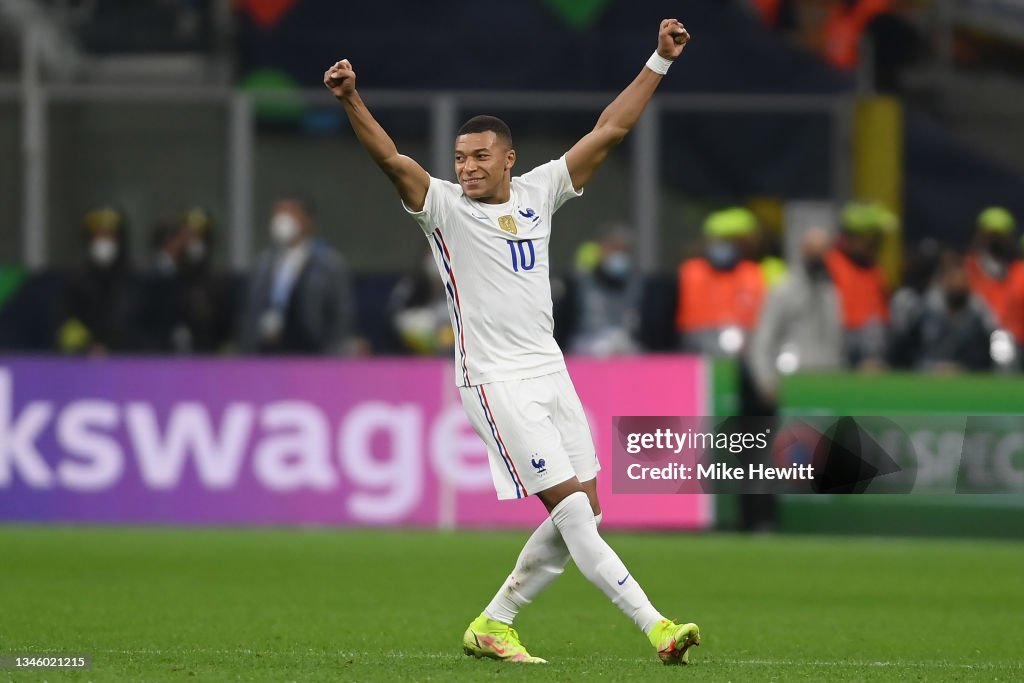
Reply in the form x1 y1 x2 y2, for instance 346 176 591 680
520 155 583 214
402 177 461 236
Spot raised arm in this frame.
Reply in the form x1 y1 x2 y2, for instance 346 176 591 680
324 59 431 211
565 19 689 191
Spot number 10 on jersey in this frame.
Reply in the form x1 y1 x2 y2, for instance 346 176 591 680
507 239 536 272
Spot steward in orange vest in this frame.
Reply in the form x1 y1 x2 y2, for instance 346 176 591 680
676 208 766 355
825 201 893 366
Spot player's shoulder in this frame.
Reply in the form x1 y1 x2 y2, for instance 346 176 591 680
515 157 564 180
419 176 464 217
429 176 463 198
513 157 565 191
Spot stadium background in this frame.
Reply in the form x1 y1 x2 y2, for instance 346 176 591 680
2 1 1024 680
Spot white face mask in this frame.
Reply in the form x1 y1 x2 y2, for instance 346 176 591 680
90 237 119 267
270 212 301 246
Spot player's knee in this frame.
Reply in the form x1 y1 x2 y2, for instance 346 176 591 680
537 478 586 512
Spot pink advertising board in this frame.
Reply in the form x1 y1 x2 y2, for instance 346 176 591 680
0 356 711 529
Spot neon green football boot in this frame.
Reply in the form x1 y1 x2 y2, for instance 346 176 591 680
648 618 701 665
462 614 547 664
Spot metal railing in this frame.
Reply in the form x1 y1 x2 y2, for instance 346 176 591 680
7 29 853 272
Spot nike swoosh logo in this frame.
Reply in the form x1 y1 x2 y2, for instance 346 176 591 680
617 574 630 586
476 634 505 655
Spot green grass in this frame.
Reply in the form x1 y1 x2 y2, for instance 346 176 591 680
2 528 1024 681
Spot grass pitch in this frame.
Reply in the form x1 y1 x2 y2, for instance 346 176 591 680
2 526 1023 681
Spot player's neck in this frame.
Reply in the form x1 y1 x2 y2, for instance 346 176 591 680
478 183 512 205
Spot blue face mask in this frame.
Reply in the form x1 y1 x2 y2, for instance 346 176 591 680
706 241 739 270
602 252 632 280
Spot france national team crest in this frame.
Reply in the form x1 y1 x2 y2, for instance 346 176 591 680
518 208 539 223
498 215 517 235
531 456 547 474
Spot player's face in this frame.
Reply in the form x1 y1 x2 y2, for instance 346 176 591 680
454 132 515 203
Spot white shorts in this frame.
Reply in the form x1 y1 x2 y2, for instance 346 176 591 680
459 370 600 500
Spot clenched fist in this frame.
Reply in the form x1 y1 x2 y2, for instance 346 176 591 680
657 19 690 60
324 59 356 99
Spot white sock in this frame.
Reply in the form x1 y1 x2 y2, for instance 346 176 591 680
550 491 663 634
484 512 603 625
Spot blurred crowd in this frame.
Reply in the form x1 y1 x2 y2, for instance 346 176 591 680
21 197 1024 405
689 203 1023 408
747 0 928 92
52 199 359 357
586 205 1018 407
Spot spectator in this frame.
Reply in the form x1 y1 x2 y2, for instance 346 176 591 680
825 201 892 367
389 249 454 356
177 208 235 352
56 206 141 354
749 227 843 405
676 208 766 356
569 227 644 357
138 208 234 354
888 238 943 368
915 252 1003 373
239 199 357 355
136 218 190 352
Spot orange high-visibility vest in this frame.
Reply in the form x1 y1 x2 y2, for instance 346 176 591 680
825 248 889 329
821 0 891 70
676 258 766 332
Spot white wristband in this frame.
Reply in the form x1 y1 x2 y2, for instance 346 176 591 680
645 51 673 76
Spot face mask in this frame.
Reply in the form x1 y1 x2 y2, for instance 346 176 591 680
602 252 632 280
270 213 300 246
803 258 829 280
706 242 739 270
90 237 118 267
945 289 969 311
185 240 206 264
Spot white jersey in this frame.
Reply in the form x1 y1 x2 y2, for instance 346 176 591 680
404 156 582 387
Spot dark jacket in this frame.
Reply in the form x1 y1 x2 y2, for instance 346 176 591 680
239 239 356 354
